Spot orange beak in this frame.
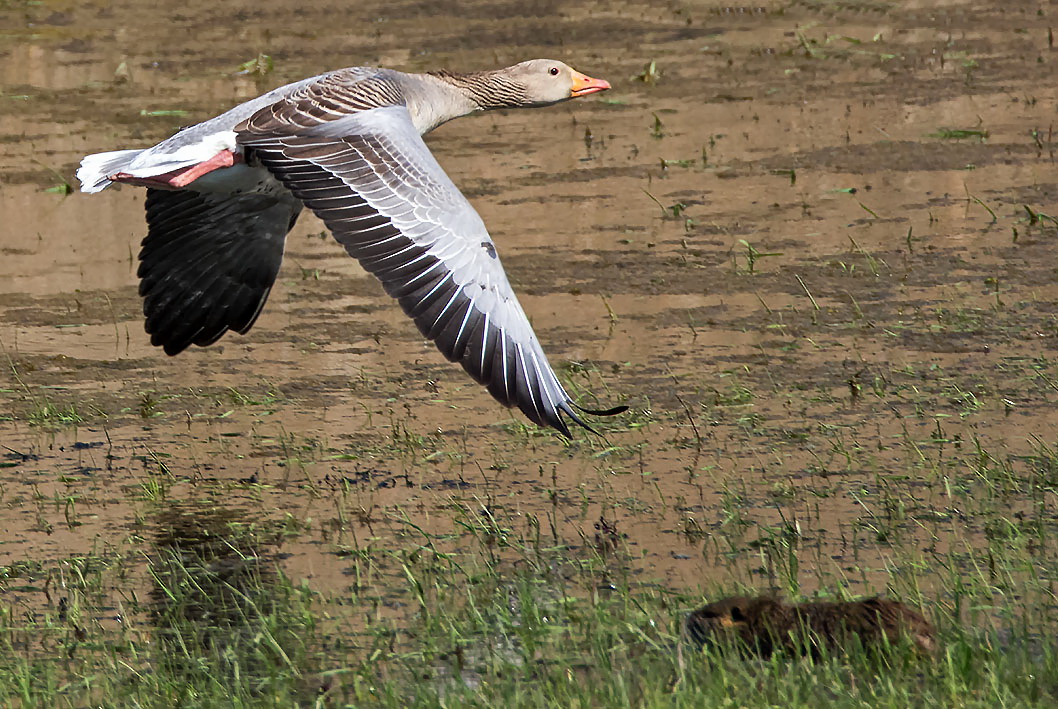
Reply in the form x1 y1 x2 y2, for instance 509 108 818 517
570 70 611 97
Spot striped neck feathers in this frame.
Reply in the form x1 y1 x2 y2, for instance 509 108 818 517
429 69 531 110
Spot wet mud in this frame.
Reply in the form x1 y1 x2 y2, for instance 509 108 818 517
3 0 1058 644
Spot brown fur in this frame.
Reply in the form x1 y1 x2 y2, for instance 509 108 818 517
684 596 936 657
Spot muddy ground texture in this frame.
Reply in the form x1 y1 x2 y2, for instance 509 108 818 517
2 0 1058 654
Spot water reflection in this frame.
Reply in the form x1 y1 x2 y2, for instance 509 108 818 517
149 500 315 700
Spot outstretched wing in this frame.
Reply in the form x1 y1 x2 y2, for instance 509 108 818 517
237 103 597 436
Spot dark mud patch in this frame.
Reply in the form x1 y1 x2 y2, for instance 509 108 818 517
758 140 1036 174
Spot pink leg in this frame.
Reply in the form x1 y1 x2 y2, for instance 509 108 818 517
110 149 241 189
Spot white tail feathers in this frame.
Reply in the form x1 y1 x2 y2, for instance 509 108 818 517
77 131 241 194
76 149 144 193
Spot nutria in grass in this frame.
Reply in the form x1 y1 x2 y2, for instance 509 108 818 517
684 596 936 657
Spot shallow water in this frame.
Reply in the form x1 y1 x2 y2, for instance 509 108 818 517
3 0 1058 633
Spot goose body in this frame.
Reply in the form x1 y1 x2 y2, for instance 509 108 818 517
77 59 622 436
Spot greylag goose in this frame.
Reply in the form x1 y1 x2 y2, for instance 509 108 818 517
77 59 625 437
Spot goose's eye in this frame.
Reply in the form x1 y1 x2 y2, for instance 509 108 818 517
548 66 559 76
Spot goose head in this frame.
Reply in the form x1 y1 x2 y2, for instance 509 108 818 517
503 59 612 105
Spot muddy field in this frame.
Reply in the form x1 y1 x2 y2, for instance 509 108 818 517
3 0 1058 701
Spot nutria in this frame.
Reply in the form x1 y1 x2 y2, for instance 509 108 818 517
684 596 936 657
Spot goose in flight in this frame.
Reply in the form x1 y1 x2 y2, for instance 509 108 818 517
77 59 625 437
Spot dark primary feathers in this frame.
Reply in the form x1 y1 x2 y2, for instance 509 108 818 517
140 189 300 355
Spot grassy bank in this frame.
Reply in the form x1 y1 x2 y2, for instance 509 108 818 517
0 437 1055 709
